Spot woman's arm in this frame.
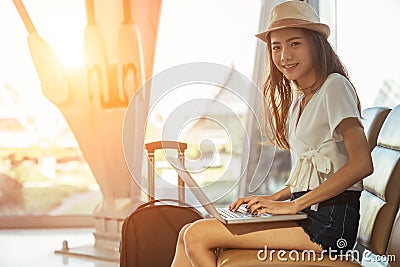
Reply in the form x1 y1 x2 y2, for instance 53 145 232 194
270 186 292 201
246 117 373 215
293 117 373 211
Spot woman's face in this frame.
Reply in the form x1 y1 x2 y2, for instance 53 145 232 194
270 28 316 89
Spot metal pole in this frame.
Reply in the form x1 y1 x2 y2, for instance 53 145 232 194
11 0 37 34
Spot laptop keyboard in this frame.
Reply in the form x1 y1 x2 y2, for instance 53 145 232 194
217 206 252 219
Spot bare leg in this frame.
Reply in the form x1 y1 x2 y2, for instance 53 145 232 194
171 223 192 267
182 218 322 267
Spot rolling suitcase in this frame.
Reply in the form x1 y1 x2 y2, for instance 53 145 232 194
120 141 203 267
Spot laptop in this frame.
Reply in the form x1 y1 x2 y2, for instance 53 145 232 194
168 158 307 224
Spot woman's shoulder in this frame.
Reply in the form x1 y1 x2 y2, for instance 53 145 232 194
323 72 351 87
319 73 355 96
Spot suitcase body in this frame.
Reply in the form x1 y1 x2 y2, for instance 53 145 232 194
120 141 203 267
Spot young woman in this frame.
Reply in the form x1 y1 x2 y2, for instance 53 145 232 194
171 1 373 266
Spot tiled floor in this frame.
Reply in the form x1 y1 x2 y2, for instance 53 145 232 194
0 228 119 267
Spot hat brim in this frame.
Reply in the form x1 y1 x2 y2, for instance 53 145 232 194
256 21 330 43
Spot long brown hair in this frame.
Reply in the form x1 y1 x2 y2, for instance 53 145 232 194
262 28 361 150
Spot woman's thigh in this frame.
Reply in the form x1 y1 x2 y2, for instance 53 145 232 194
185 218 322 252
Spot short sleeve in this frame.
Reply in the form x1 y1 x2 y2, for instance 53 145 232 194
323 74 361 139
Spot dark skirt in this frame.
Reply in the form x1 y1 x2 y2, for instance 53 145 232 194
291 190 361 254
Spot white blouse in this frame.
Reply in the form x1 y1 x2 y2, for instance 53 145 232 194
286 73 363 209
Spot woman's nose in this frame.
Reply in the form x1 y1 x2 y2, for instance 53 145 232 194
281 47 293 61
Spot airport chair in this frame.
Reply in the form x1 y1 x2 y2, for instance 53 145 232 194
386 209 400 267
357 104 400 256
361 106 391 151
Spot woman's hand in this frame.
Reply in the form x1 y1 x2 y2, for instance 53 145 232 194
246 198 299 216
229 195 275 211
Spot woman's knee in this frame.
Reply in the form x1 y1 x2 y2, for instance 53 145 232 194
177 223 192 245
183 219 213 249
183 221 206 257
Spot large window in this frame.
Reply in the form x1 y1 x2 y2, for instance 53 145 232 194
0 0 101 220
334 0 400 109
145 0 261 207
0 0 262 222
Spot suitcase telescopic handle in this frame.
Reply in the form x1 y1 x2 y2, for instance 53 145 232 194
145 141 187 202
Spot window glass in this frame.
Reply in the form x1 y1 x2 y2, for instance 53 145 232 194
147 0 261 206
336 0 400 108
0 0 261 219
0 0 100 218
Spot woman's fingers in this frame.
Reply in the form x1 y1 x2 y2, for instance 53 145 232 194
248 202 263 214
229 196 273 212
246 198 275 214
246 197 264 209
256 207 270 216
229 197 247 211
230 197 283 215
229 196 257 210
246 198 256 208
231 200 241 211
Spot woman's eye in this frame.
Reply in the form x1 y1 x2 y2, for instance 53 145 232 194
291 42 301 47
272 46 280 51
